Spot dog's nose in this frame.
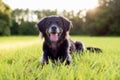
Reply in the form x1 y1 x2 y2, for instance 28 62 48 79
51 26 57 31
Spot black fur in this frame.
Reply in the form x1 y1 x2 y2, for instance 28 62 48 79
37 16 102 65
86 47 102 53
37 16 73 65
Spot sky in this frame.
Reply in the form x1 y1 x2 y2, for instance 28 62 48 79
3 0 99 12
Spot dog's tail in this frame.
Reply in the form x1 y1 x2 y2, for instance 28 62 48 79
86 47 102 53
74 41 102 53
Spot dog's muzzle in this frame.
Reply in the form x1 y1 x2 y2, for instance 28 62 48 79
46 25 63 42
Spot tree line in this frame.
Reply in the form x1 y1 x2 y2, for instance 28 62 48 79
0 0 120 36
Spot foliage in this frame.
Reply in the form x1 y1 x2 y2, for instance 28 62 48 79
18 22 38 35
85 0 120 35
0 36 120 80
10 20 39 35
0 0 12 36
10 9 57 35
1 0 120 36
10 20 19 35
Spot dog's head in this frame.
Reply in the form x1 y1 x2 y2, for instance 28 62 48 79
37 16 72 42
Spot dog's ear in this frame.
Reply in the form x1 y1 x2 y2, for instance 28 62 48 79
37 17 48 32
59 16 72 31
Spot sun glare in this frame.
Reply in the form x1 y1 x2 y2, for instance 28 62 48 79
83 0 99 10
4 0 99 12
3 0 99 21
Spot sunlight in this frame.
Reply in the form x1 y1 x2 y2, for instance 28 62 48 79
83 0 99 10
4 0 99 12
0 40 40 50
3 0 99 22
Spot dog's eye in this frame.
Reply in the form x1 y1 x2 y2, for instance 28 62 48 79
56 20 62 25
46 21 51 26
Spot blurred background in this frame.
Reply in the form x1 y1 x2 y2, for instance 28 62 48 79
0 0 120 36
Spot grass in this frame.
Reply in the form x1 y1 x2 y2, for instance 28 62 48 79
0 36 120 80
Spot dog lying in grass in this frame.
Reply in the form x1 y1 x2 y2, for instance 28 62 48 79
37 15 102 65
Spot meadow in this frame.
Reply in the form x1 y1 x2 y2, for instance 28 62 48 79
0 36 120 80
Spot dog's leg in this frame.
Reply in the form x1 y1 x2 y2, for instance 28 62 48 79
60 52 72 65
39 53 48 65
65 53 72 65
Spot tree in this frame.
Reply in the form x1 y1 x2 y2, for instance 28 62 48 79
108 0 120 35
18 22 38 35
0 0 12 36
85 0 120 35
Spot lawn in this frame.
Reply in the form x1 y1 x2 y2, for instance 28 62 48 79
0 36 120 80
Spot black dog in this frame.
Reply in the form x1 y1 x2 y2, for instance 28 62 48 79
37 16 102 65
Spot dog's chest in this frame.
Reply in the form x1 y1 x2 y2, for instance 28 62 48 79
51 43 57 49
49 43 65 59
50 43 59 57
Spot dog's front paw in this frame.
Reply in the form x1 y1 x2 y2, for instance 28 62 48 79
39 56 44 64
65 54 72 65
39 55 48 65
